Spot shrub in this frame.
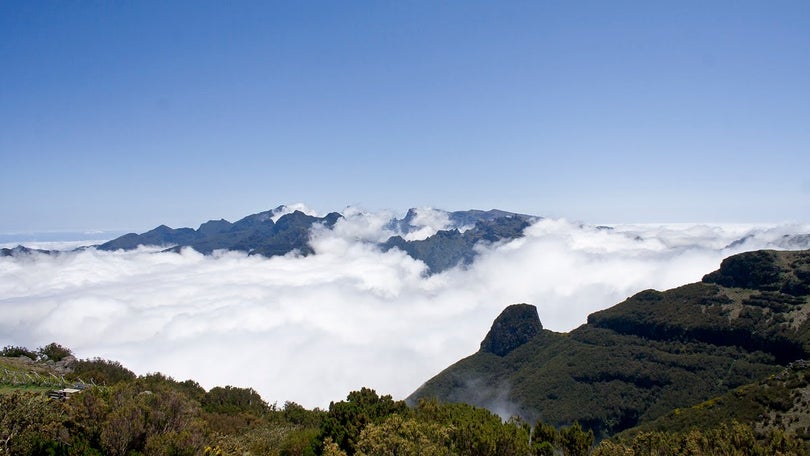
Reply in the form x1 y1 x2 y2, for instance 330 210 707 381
37 342 73 362
71 358 136 385
1 345 37 360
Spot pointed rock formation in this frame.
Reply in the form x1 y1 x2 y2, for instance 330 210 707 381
479 303 542 356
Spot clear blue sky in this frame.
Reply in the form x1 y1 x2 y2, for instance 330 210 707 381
2 1 809 232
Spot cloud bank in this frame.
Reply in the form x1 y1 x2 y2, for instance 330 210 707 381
1 214 808 408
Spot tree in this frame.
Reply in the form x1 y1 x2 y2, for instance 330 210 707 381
355 414 452 456
532 421 559 456
0 391 69 455
99 382 206 455
70 357 136 385
203 385 268 415
319 388 408 454
37 342 73 362
0 345 36 360
559 421 594 456
414 399 530 456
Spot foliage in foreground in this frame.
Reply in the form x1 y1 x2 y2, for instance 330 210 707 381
594 421 805 456
2 368 809 456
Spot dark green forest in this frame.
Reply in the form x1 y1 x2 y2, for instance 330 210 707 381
411 250 810 438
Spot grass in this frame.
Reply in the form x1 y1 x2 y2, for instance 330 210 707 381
0 356 73 394
0 384 53 394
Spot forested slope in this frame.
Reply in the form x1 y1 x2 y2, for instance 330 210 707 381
409 250 810 438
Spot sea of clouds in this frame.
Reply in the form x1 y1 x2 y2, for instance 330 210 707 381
1 209 808 408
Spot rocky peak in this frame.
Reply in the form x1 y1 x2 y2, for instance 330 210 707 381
480 303 542 356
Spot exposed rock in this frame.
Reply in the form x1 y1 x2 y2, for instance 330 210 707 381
480 303 542 356
382 215 534 273
52 355 76 374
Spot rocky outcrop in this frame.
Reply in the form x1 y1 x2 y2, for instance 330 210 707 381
703 250 810 296
479 303 542 356
381 216 534 273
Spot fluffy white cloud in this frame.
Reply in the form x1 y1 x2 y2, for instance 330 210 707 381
270 203 319 222
1 216 808 408
401 207 453 241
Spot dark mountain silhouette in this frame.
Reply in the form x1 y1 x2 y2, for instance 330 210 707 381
98 208 344 256
0 245 56 257
95 206 537 273
382 214 533 273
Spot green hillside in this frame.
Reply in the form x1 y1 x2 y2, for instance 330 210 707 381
616 361 810 440
409 250 810 439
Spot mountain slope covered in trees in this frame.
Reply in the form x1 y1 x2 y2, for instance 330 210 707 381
409 249 810 438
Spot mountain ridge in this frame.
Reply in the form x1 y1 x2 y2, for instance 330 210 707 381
92 206 538 273
408 249 810 438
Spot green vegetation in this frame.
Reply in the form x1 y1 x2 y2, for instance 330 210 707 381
2 342 76 362
37 342 74 362
1 344 809 455
410 249 810 438
0 355 71 393
1 345 37 360
616 362 810 441
593 421 806 455
0 354 327 456
71 358 136 385
0 353 595 456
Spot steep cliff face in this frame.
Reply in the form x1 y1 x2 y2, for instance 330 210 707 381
480 304 542 356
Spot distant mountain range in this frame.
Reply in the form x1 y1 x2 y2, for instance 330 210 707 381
91 206 538 273
4 206 810 275
1 206 538 273
408 249 810 438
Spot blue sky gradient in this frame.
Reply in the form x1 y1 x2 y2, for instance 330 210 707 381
2 1 809 232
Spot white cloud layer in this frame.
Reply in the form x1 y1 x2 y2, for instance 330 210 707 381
1 216 808 408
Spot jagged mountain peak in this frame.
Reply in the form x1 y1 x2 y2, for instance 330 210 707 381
94 205 536 273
